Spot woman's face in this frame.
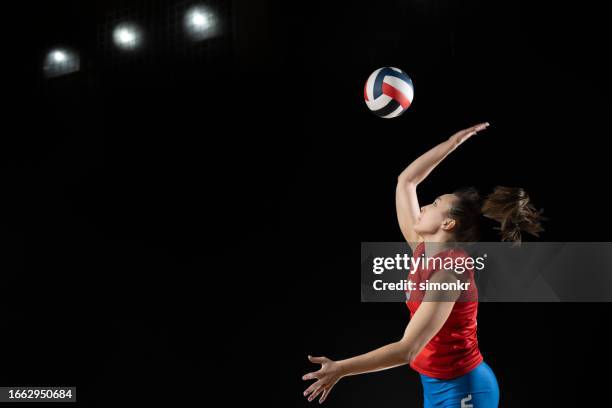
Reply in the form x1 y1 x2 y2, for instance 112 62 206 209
413 193 457 236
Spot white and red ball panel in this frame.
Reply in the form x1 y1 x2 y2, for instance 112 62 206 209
364 67 414 118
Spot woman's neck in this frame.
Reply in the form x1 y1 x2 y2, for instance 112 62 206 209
422 241 455 258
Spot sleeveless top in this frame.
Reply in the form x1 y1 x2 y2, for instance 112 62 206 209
405 241 483 379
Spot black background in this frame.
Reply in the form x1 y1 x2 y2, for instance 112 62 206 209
2 0 611 406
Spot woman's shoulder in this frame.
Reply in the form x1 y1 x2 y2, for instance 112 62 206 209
412 240 425 257
449 245 470 258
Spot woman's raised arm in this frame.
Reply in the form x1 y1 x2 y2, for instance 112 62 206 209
396 122 489 251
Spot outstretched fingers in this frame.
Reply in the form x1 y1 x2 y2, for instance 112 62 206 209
453 122 490 145
307 385 325 402
304 379 322 397
302 370 320 381
319 383 336 404
303 354 336 403
471 122 490 133
308 355 327 364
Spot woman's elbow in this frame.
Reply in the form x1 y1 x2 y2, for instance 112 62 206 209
397 174 417 188
397 341 420 364
401 349 419 365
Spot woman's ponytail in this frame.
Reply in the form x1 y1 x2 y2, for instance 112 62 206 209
450 186 546 244
481 186 546 245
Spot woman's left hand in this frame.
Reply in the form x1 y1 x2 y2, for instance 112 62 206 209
302 355 344 404
448 122 490 147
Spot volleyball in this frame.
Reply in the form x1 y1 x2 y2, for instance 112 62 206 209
364 67 414 118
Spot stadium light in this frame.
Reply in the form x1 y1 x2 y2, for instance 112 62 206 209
43 47 80 78
113 22 143 50
184 5 219 40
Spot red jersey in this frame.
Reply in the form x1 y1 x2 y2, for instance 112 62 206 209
405 241 483 379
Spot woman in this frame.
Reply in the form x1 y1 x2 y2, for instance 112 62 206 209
302 123 545 406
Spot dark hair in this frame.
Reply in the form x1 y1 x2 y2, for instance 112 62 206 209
449 186 546 245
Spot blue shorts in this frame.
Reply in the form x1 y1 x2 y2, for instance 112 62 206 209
420 360 500 408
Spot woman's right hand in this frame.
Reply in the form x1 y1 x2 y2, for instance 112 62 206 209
448 122 490 147
302 355 344 404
